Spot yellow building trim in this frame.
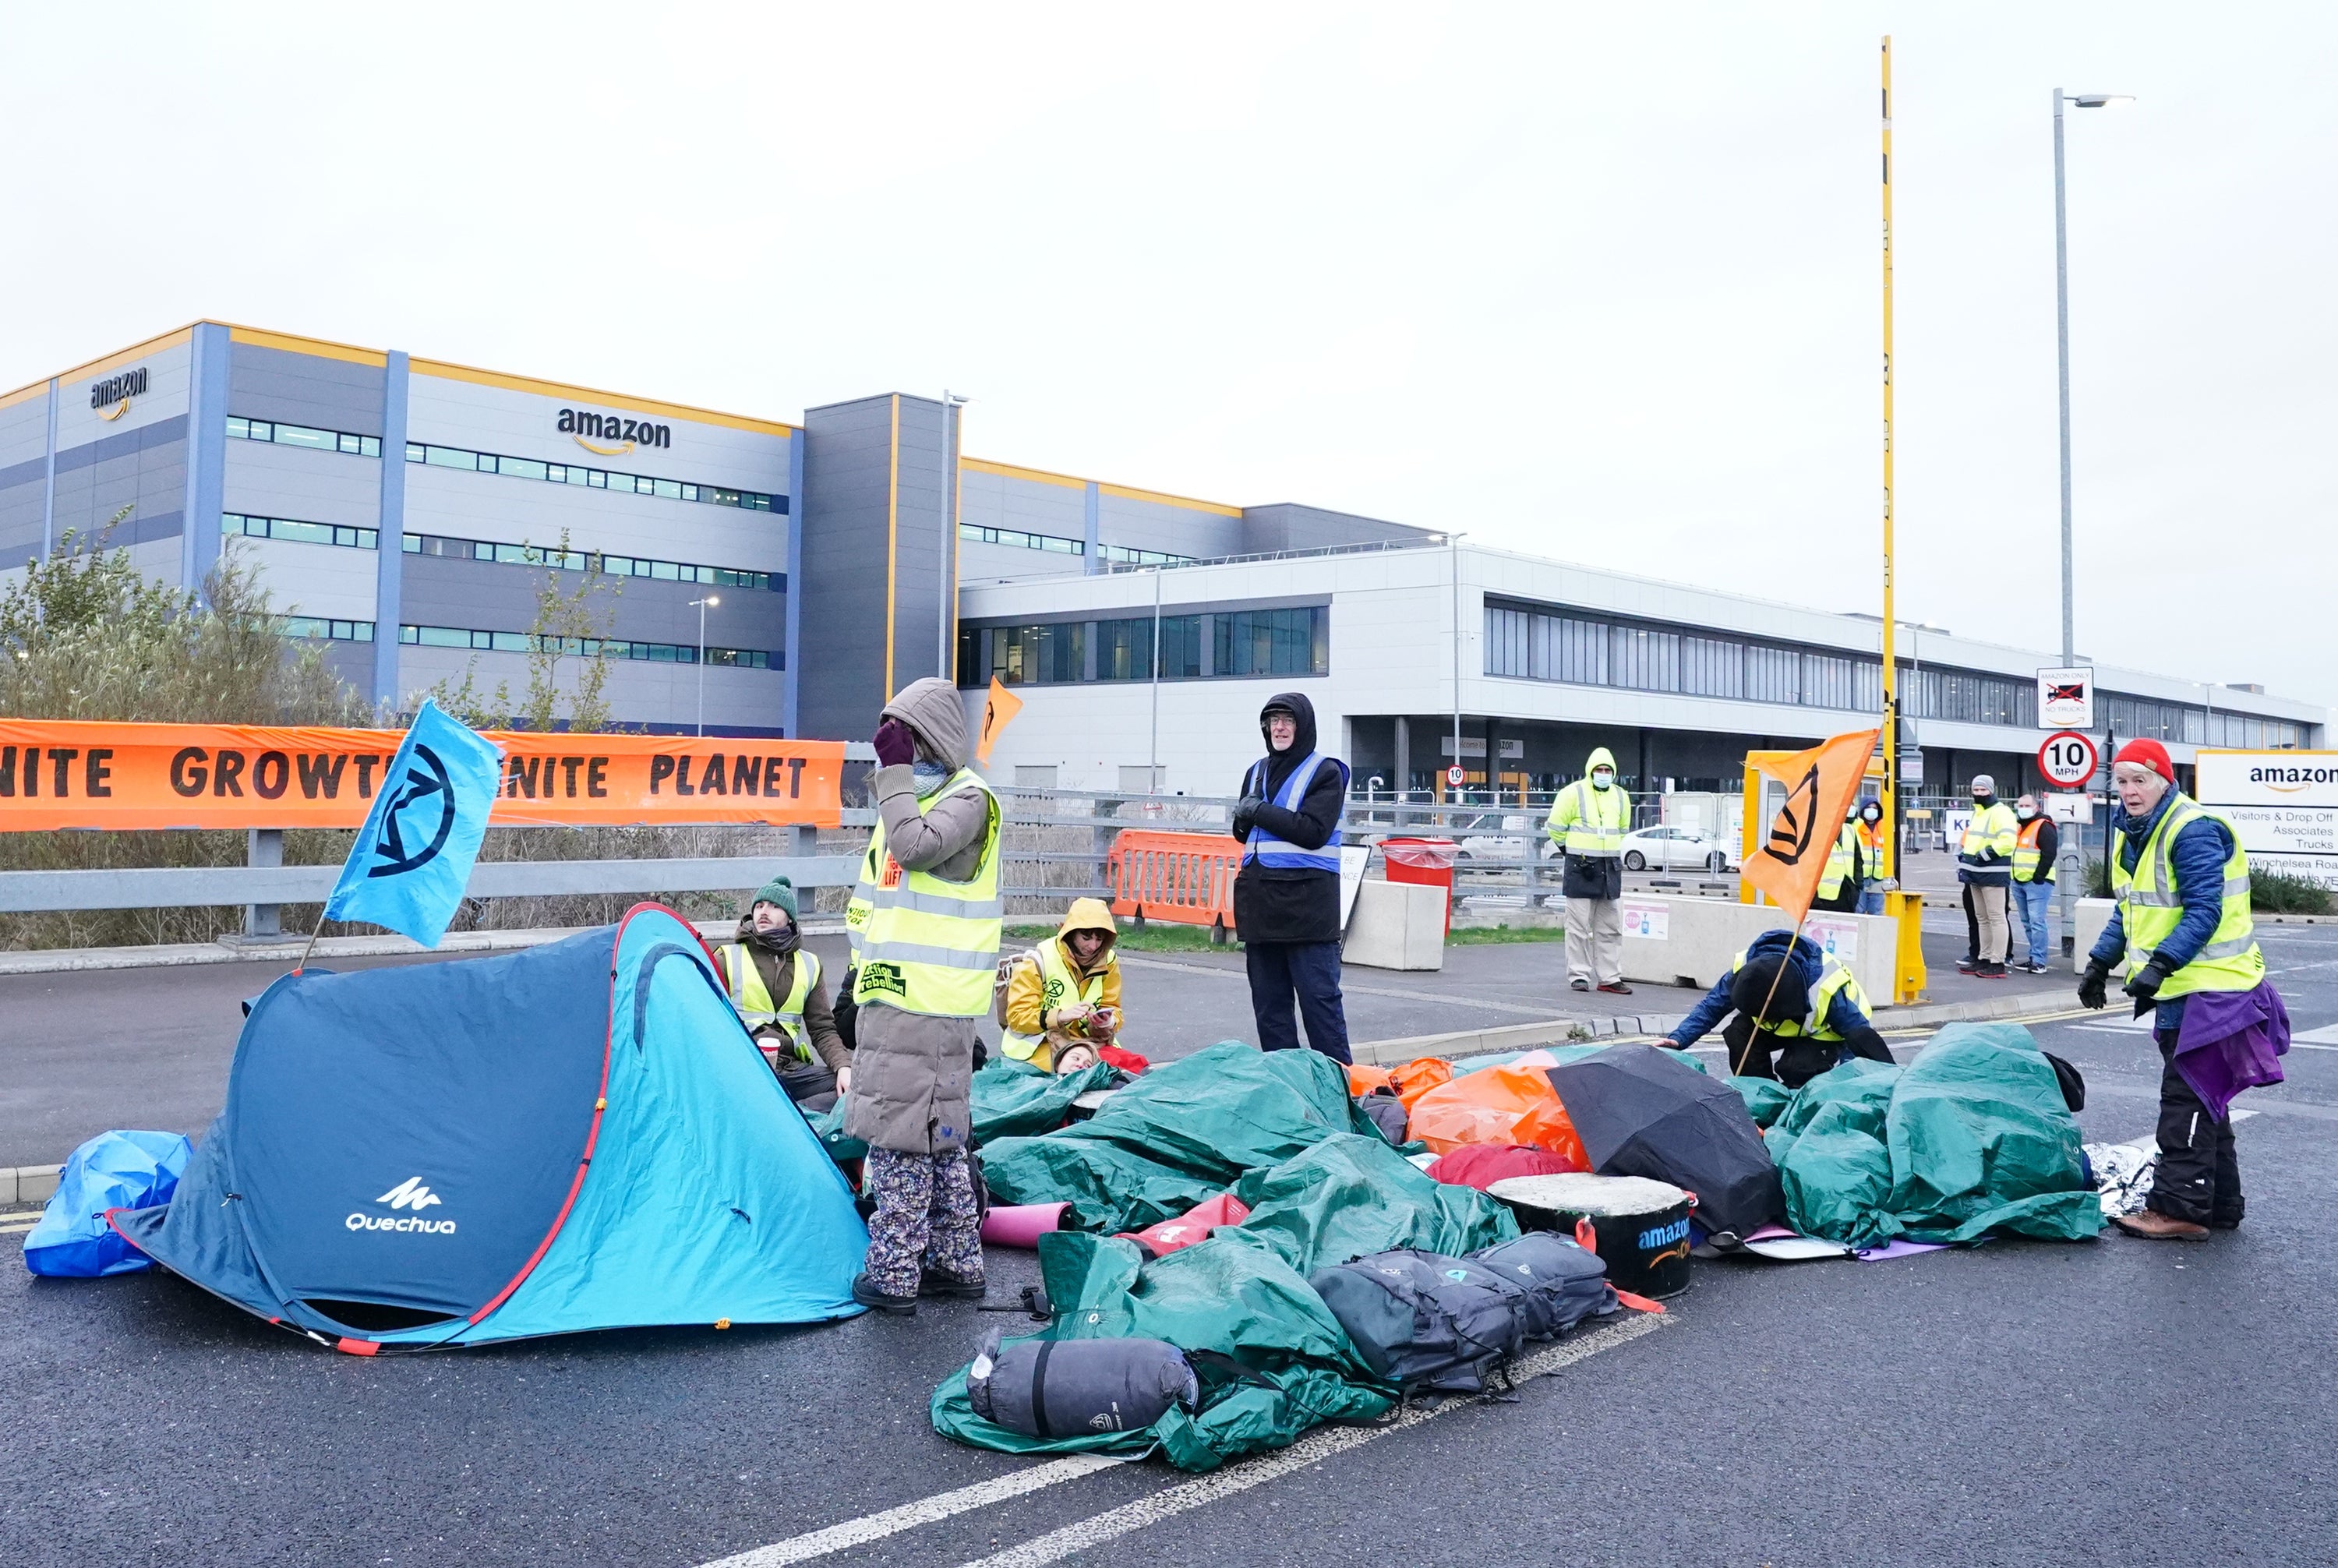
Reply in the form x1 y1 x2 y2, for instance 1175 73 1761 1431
959 455 1085 491
411 356 799 438
958 454 1243 517
2 325 196 406
228 325 388 369
885 394 901 700
0 378 51 413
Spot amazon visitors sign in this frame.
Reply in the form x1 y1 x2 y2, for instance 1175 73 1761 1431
2197 749 2338 891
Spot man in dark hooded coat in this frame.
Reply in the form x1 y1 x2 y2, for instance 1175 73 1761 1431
1230 692 1352 1064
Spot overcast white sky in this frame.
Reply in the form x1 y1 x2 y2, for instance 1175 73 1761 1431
5 4 2331 707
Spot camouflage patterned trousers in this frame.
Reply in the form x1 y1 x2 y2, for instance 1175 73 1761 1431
862 1146 983 1297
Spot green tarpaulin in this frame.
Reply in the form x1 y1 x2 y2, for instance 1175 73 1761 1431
977 1042 1383 1232
1227 1132 1519 1274
969 1057 1119 1144
1764 1024 2101 1247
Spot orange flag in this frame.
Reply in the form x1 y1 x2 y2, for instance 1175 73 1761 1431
1740 728 1881 926
976 676 1023 768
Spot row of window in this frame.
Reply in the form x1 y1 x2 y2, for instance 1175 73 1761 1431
226 513 380 551
1486 603 1888 714
228 416 383 457
2108 696 2305 750
959 606 1329 687
404 441 783 513
404 532 777 591
398 625 777 667
273 616 776 667
224 416 786 514
1100 542 1198 567
955 523 1199 569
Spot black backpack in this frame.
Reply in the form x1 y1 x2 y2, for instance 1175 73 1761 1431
1469 1232 1614 1341
1309 1250 1526 1398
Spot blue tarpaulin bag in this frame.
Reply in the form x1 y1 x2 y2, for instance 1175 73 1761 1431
24 1130 192 1277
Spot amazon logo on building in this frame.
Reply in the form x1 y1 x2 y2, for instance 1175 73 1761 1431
556 407 673 455
89 366 148 421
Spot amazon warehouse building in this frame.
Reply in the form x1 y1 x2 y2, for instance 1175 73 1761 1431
1 321 2326 807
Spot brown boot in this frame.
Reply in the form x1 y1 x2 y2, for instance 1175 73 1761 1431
2112 1210 2209 1241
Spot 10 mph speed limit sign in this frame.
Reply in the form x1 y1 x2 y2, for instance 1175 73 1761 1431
2038 731 2099 787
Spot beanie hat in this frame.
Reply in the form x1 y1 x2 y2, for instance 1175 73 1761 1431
1730 954 1808 1026
750 876 799 922
2114 737 2176 786
1970 774 1996 794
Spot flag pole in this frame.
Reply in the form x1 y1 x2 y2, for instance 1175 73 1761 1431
1880 35 1902 900
291 905 328 976
1738 910 1812 1075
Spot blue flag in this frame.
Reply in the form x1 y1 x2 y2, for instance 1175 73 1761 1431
323 701 504 948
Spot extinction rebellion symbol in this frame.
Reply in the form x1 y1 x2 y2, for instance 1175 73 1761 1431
1764 767 1821 866
366 743 457 878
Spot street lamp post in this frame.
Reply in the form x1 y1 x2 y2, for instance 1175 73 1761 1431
2054 87 2135 666
690 594 720 736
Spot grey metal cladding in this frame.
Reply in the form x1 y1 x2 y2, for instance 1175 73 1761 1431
398 551 563 632
885 396 955 691
228 344 387 435
44 414 189 479
1238 503 1436 553
798 395 902 740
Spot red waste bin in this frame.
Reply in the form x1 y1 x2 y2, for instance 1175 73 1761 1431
1379 836 1459 934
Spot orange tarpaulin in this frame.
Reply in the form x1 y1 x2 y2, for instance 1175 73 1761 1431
1404 1058 1591 1169
0 720 844 832
1739 728 1881 927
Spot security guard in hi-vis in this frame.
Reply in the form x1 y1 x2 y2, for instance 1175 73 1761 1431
1544 746 1633 994
842 678 1002 1315
2080 739 2275 1241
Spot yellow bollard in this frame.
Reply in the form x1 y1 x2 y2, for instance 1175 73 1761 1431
1886 889 1927 1004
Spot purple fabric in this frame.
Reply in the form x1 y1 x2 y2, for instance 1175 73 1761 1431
1855 1239 1948 1263
2172 980 2290 1121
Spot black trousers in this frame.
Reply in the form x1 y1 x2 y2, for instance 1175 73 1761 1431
1962 884 1980 962
2149 1024 2243 1226
1246 940 1352 1065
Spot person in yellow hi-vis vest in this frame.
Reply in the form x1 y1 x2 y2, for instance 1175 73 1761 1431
718 874 849 1106
1956 773 2021 978
999 898 1125 1072
1543 746 1632 994
845 677 1002 1315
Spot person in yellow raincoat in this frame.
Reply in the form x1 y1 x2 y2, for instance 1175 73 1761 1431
999 898 1125 1073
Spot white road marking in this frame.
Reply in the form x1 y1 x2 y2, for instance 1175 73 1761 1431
694 1454 1127 1568
2291 1022 2338 1045
959 1313 1669 1568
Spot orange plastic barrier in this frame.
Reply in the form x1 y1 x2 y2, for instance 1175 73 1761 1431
1106 829 1241 931
1405 1059 1591 1169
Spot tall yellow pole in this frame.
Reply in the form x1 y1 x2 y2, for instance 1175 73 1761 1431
1880 37 1898 858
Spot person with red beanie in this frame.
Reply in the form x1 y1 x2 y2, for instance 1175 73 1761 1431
2078 736 2272 1239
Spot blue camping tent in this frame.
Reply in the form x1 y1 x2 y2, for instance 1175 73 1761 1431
113 904 866 1351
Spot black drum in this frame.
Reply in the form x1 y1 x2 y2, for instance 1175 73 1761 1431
1485 1173 1695 1299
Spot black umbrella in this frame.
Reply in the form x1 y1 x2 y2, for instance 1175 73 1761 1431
1545 1044 1782 1238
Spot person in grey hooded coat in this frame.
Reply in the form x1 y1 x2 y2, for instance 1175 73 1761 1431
843 676 1001 1314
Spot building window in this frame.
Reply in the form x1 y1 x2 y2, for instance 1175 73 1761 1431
1096 617 1154 680
959 522 1084 556
981 622 1087 685
403 441 783 514
1098 543 1198 567
228 416 382 458
226 513 379 550
1213 607 1326 678
401 531 777 592
397 625 776 668
277 616 375 642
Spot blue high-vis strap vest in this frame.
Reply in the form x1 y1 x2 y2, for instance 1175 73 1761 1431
1244 751 1349 872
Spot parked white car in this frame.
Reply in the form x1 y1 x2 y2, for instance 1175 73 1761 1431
1619 825 1739 873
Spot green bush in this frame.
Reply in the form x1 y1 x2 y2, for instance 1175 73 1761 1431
2251 872 2333 916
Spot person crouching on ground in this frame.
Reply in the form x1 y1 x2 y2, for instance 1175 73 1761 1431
719 875 850 1108
845 676 1003 1314
1000 898 1125 1072
1231 692 1353 1065
1656 930 1895 1087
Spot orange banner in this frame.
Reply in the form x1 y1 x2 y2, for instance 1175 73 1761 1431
0 722 843 832
1740 729 1881 926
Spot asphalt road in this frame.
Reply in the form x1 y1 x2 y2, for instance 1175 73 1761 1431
2 927 2335 1566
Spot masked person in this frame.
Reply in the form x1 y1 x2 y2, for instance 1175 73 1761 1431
1543 747 1632 994
1854 798 1891 915
2079 740 2274 1240
1812 810 1864 914
846 676 1003 1314
1231 693 1352 1064
1000 899 1125 1072
1657 930 1894 1087
1955 773 2019 978
2010 794 2061 973
719 876 850 1107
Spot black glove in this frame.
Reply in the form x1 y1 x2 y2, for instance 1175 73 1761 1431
1232 794 1264 839
2077 959 2110 1012
2124 958 2172 1013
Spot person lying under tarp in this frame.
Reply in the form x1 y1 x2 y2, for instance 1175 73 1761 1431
1656 931 1894 1087
998 899 1130 1074
719 876 852 1107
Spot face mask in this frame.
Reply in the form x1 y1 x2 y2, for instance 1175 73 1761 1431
1591 771 1614 791
1972 793 1993 807
1860 806 1881 823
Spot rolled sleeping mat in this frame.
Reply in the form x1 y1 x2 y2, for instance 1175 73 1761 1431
980 1202 1068 1248
966 1330 1199 1439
